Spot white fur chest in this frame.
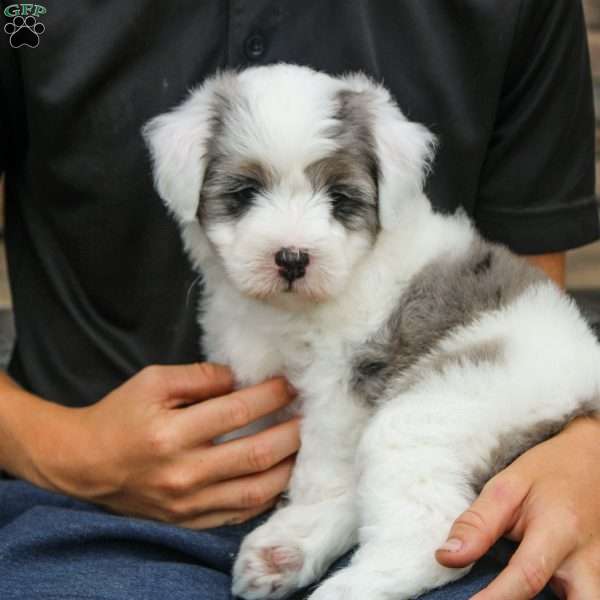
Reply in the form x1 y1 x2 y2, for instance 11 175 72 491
201 282 326 388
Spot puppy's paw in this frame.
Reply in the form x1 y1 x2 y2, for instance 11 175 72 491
232 500 356 598
232 541 304 599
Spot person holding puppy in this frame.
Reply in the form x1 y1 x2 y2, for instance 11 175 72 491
0 1 598 599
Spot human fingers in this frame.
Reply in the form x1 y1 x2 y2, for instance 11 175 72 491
436 474 529 568
179 499 278 529
138 362 234 406
470 510 578 600
552 546 600 600
186 418 301 485
157 457 294 523
174 377 296 443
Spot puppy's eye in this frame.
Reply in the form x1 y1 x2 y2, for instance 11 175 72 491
331 189 352 206
330 188 362 219
232 186 258 204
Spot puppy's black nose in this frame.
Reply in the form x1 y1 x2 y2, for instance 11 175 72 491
275 247 310 283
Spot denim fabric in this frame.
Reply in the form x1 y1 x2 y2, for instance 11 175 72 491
0 480 555 600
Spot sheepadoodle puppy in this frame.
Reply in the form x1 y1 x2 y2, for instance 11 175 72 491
144 64 600 600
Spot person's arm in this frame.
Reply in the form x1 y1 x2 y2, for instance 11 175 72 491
523 252 566 288
0 370 74 485
0 363 299 528
437 415 600 599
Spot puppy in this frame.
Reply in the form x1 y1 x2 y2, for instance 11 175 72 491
143 64 600 600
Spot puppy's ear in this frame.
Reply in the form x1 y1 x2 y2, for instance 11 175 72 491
342 74 437 229
142 79 219 224
373 106 437 228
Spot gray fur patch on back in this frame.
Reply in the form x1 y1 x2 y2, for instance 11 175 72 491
430 339 504 373
393 338 506 396
351 237 545 406
469 400 599 493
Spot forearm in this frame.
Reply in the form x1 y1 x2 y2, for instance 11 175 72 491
522 252 566 288
0 371 72 487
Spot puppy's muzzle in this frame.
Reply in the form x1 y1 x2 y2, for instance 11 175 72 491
275 247 310 283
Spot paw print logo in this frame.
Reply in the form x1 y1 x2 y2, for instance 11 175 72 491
4 15 45 48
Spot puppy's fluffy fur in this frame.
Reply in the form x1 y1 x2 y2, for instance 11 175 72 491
144 64 600 600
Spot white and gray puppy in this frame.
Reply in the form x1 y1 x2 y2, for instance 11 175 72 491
143 64 600 600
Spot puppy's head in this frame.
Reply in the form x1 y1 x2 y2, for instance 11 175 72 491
144 64 435 307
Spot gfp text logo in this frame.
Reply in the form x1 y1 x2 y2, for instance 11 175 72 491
4 4 46 48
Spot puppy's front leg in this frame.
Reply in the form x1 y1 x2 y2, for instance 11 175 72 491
232 389 368 600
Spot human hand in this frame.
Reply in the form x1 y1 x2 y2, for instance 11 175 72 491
435 417 600 599
29 363 299 528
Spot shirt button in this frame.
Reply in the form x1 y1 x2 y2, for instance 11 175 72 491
245 33 266 60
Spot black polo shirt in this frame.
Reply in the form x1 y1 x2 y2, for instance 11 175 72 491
0 0 598 407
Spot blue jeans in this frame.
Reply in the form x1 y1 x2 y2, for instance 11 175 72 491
0 480 554 599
